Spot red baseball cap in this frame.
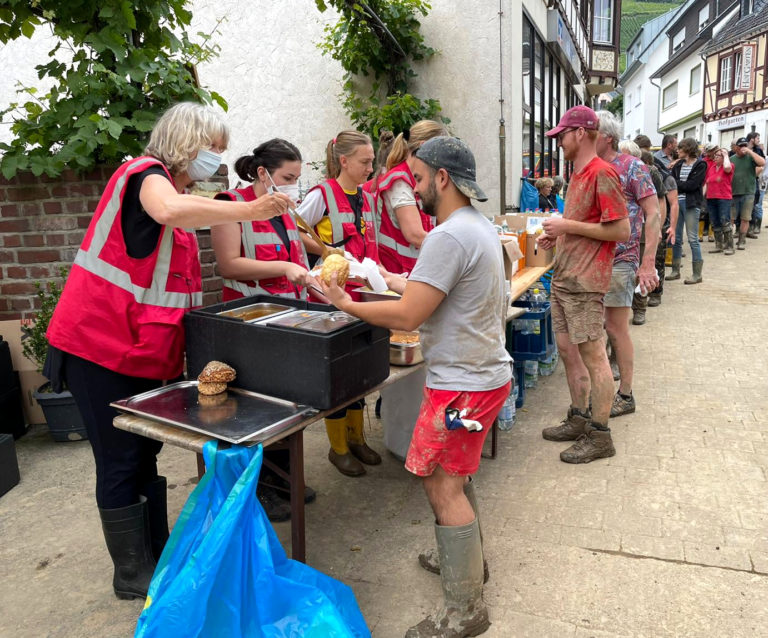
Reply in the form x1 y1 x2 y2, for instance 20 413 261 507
545 105 599 138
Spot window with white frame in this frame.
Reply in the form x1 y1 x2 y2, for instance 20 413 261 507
690 65 701 94
662 81 678 109
699 5 710 28
734 52 743 90
720 56 732 93
672 28 685 52
594 0 613 44
684 126 696 139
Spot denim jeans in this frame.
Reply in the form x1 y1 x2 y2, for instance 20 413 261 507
707 198 731 230
752 189 765 224
673 200 703 262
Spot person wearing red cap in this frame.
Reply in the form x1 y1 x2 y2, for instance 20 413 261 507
537 105 630 464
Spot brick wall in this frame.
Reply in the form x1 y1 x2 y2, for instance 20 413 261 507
0 167 226 321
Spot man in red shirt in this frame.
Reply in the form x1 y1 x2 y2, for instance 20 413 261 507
538 106 630 463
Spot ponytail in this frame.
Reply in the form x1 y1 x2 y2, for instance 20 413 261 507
325 130 371 179
385 119 448 170
234 138 301 182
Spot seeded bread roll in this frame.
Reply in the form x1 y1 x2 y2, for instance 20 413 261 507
197 360 236 383
320 254 349 287
197 381 227 396
198 392 228 407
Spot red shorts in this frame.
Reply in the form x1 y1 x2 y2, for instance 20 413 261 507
405 382 511 477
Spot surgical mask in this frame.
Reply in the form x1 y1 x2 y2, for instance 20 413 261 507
275 183 300 202
187 149 222 181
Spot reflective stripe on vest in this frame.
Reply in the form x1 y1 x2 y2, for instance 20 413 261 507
221 189 308 300
317 181 378 248
376 168 420 259
73 157 201 309
377 232 420 259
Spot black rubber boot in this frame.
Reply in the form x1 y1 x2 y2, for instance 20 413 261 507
99 497 156 600
140 476 169 562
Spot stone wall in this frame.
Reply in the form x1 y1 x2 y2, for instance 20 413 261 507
0 167 225 321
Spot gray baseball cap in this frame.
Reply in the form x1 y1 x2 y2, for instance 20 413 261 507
414 136 488 202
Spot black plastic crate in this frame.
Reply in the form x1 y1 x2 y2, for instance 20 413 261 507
506 302 554 362
185 295 390 410
0 433 20 498
0 378 26 439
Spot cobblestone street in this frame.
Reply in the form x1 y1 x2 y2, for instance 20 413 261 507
2 237 768 637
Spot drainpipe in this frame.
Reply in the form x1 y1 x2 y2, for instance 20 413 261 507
649 77 662 138
498 0 506 215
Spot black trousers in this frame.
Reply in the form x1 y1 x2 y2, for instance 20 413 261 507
64 353 164 509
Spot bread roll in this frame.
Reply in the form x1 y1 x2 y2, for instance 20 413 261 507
198 360 236 383
198 381 227 396
320 254 350 287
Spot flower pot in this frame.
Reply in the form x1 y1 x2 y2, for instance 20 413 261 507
33 383 88 442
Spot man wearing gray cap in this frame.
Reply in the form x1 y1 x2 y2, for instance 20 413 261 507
318 136 511 637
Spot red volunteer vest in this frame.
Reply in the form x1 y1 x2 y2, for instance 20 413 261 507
216 187 309 301
47 157 202 380
376 161 433 275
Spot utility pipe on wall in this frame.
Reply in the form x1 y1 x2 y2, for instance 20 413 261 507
498 0 506 215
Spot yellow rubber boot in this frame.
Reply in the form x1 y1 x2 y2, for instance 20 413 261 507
325 416 365 477
346 409 382 465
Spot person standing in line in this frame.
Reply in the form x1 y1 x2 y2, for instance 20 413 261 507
654 134 678 169
297 130 382 477
594 112 659 418
317 137 511 637
670 138 707 284
44 102 292 600
537 106 629 464
702 143 734 255
374 120 447 275
746 131 765 236
729 137 765 250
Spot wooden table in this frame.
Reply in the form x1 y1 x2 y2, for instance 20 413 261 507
114 363 426 563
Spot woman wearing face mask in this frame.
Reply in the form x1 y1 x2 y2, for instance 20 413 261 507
374 120 447 275
212 139 310 302
296 130 381 477
211 139 316 522
44 102 292 601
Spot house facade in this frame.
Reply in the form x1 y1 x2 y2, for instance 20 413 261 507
702 0 768 148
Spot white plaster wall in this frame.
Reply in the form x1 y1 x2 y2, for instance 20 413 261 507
657 48 706 138
621 40 668 145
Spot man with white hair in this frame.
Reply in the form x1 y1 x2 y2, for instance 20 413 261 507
596 111 660 417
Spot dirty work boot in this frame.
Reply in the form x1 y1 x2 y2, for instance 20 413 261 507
684 260 703 285
737 232 747 250
708 227 715 242
325 416 365 477
406 519 489 638
746 225 758 239
139 476 169 562
647 293 661 307
560 423 616 464
542 407 590 441
632 308 646 325
666 258 682 280
257 483 292 522
99 496 156 600
419 478 490 584
708 229 723 253
610 391 636 417
723 228 735 255
346 408 382 465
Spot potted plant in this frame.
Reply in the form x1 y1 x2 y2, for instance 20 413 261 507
21 267 88 442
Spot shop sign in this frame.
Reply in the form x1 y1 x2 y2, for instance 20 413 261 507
716 114 746 130
739 44 756 92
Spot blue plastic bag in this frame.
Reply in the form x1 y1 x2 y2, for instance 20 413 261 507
520 179 539 211
135 442 370 638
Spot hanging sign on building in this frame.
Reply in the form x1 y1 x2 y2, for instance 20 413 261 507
716 114 746 130
739 43 756 92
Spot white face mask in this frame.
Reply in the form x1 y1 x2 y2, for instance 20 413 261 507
187 149 222 181
275 183 300 202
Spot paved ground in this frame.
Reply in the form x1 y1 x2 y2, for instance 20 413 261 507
2 233 768 637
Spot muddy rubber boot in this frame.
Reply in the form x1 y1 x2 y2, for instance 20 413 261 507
708 229 723 253
666 258 682 281
99 496 156 600
737 232 747 250
560 423 616 464
326 416 365 477
346 408 382 465
723 228 735 255
647 293 661 307
684 260 703 285
406 519 489 638
542 407 590 441
139 476 169 562
419 478 490 584
746 223 758 239
632 308 646 325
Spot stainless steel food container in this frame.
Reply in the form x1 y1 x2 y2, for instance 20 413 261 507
358 288 402 302
389 341 423 366
216 302 292 322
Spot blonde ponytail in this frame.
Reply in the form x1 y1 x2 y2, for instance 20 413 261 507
385 119 448 170
325 130 371 179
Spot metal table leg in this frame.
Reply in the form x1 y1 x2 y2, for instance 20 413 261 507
287 430 306 562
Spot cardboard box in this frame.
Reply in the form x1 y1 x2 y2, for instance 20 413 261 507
526 234 555 267
494 214 527 232
500 235 524 282
0 320 47 424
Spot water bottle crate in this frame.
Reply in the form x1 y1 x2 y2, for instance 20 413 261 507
513 359 526 409
506 302 555 361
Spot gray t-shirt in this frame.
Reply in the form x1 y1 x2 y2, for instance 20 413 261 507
408 206 512 391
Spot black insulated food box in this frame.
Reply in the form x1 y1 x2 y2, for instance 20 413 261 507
184 295 390 409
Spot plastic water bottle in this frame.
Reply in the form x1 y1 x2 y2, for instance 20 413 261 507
497 365 517 431
539 351 556 376
530 288 547 311
524 360 538 388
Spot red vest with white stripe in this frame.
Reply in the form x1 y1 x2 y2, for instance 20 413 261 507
217 187 309 301
310 179 379 263
46 157 202 380
376 161 433 275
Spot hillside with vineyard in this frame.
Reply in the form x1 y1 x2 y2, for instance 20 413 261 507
620 0 685 72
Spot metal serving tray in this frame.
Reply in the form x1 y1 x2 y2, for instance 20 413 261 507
111 381 316 444
216 302 293 323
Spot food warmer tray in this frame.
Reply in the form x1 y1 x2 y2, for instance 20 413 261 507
111 381 317 444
